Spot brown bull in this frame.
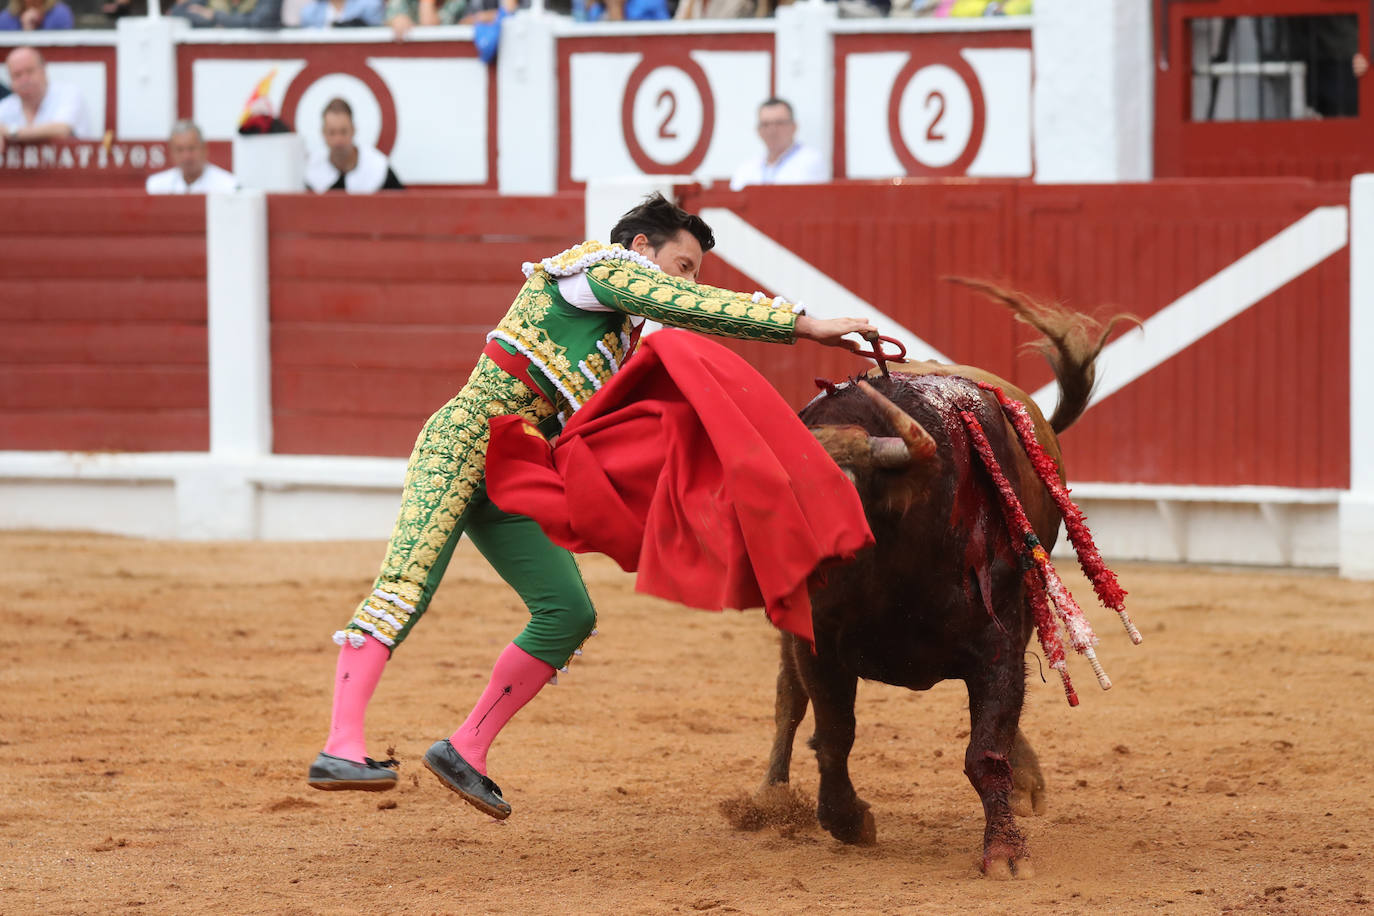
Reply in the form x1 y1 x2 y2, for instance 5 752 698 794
755 283 1125 879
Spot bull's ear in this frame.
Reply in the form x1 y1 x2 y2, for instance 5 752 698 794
809 424 874 471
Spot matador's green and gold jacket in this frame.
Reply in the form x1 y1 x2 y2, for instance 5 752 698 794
489 240 803 422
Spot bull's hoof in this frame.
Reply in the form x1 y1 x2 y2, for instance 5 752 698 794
818 799 876 846
981 841 1034 880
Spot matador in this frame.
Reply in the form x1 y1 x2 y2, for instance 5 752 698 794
307 193 876 818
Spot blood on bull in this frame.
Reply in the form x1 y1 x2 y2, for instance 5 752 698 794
735 282 1139 879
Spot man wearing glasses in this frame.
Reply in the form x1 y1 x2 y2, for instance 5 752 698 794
729 96 828 191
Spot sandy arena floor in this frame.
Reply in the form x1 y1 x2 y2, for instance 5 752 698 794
1 531 1371 915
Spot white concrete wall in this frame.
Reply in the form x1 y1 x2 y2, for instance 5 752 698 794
774 2 837 181
1032 0 1153 182
498 11 559 195
115 17 185 141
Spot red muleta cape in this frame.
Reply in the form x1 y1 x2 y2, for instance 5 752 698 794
484 329 874 644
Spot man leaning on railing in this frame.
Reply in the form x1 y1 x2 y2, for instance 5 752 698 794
0 46 93 155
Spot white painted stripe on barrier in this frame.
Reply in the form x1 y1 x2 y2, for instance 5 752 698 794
700 207 952 363
1031 205 1350 417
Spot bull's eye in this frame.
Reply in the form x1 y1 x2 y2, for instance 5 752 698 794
841 467 858 486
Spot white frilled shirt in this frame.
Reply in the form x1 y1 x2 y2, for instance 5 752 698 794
305 144 398 194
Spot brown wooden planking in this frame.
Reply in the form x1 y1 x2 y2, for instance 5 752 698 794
0 366 208 410
269 237 543 283
273 366 472 415
269 279 514 325
272 411 431 457
0 322 208 366
267 193 585 239
0 279 206 323
4 236 207 279
271 325 489 370
0 193 206 236
0 409 209 452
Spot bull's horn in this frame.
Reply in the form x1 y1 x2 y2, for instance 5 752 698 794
856 380 937 463
869 437 915 468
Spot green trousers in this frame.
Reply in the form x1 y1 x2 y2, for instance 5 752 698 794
338 356 597 669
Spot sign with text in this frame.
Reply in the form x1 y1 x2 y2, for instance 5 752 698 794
0 140 168 188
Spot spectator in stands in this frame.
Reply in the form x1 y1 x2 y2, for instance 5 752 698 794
170 0 281 28
582 0 667 20
385 0 515 38
1280 15 1367 118
0 47 93 155
305 97 403 193
0 0 74 29
146 120 238 195
300 0 382 26
673 0 755 18
385 0 462 37
729 97 827 191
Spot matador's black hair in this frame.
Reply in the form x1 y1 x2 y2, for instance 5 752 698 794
610 192 715 254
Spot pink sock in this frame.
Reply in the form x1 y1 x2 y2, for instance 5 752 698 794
449 643 555 775
321 635 390 763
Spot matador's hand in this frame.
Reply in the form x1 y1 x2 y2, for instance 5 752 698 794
794 315 878 352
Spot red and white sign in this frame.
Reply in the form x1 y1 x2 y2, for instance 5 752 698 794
836 30 1031 179
559 34 773 189
177 41 494 186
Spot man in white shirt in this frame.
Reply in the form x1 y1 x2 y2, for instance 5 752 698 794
729 97 828 192
0 46 95 155
146 119 238 194
305 97 403 194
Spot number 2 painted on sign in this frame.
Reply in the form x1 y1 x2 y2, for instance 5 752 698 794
925 91 945 142
657 89 678 140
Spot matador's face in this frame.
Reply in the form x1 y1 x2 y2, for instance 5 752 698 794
634 229 704 282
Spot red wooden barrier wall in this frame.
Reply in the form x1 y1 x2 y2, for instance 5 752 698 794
0 192 209 452
266 192 586 456
680 179 1350 488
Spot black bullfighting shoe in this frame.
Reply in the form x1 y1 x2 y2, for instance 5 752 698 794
423 739 512 820
307 752 399 791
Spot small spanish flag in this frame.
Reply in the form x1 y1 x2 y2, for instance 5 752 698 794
237 68 278 127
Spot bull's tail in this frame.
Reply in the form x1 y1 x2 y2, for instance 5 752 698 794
949 278 1137 434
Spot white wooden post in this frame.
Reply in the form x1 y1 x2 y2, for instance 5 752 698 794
177 191 273 539
1342 175 1374 578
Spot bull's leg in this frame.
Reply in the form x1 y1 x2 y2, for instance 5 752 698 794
964 669 1033 879
1009 727 1048 817
762 634 809 788
794 643 875 845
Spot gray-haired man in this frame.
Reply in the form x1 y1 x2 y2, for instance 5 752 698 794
146 119 238 194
